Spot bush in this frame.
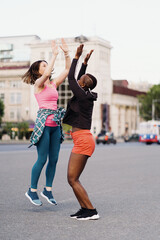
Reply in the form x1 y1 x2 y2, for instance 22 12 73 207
17 121 29 140
25 131 32 140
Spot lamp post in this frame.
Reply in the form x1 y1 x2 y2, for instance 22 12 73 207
136 102 140 130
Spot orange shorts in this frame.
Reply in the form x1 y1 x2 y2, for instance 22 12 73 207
71 130 95 157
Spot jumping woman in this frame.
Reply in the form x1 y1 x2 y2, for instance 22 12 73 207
22 39 71 206
63 44 100 220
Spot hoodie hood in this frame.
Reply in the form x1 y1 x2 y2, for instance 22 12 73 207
87 90 98 101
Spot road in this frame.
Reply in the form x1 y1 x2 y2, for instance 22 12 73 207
0 142 160 240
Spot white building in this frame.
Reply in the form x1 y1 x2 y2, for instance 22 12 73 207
111 80 146 137
0 35 40 62
29 35 112 135
0 35 40 124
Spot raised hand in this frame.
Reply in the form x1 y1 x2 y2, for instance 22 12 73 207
60 38 69 54
75 44 84 59
51 40 59 56
84 50 94 65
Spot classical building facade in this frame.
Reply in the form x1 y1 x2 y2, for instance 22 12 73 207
110 80 146 137
0 35 148 137
0 61 30 123
27 35 113 135
0 35 40 62
0 35 40 125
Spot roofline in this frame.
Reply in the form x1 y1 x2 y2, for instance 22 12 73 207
113 85 146 97
0 65 30 70
0 34 41 39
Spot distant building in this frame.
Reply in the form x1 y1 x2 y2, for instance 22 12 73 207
0 61 32 123
0 35 39 125
111 80 146 137
0 35 40 62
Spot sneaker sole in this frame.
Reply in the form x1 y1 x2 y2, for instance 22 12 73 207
40 192 57 205
70 216 78 219
77 214 100 221
25 192 42 206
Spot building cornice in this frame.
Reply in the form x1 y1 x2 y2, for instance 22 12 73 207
0 61 30 70
0 35 40 39
0 65 29 70
113 85 146 97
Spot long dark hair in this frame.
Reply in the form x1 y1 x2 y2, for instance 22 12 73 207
22 60 47 85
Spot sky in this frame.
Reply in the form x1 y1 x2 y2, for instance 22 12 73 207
0 0 160 85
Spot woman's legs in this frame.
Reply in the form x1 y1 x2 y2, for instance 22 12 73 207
67 152 94 209
45 126 61 188
31 127 50 190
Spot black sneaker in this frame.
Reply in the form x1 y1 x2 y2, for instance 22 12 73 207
25 188 42 206
70 208 86 219
40 187 57 205
77 208 100 220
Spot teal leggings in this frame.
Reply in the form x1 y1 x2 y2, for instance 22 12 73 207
31 126 61 189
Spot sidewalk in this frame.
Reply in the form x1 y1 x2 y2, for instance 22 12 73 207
0 137 124 145
0 139 30 145
0 139 73 145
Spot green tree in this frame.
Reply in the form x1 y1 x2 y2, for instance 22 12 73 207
0 99 4 125
17 121 29 139
3 122 14 138
138 84 160 121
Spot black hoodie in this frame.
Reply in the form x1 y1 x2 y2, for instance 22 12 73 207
63 58 97 130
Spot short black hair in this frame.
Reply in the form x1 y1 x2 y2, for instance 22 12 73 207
86 73 97 90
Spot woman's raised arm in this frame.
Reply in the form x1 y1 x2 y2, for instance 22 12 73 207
35 40 59 88
53 38 71 88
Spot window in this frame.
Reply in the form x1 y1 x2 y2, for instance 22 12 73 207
10 81 21 88
17 93 21 104
61 85 65 91
0 81 5 88
10 93 15 103
67 85 71 91
57 78 72 108
10 93 22 104
10 111 15 120
0 43 13 61
67 92 72 97
10 108 21 121
0 93 4 102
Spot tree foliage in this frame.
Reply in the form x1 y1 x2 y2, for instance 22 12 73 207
0 99 4 125
17 121 29 139
138 84 160 121
17 121 29 132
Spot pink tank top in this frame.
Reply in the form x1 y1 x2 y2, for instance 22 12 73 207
35 82 58 127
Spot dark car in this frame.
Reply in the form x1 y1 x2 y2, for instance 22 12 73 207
96 131 117 144
124 133 139 142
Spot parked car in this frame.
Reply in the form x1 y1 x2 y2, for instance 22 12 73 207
124 133 139 142
96 131 117 144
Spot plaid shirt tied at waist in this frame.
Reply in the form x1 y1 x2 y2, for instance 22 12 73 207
28 107 66 148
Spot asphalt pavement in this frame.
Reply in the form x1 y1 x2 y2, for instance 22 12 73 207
0 142 160 240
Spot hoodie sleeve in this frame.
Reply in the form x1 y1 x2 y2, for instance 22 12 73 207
77 63 87 80
68 58 87 99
